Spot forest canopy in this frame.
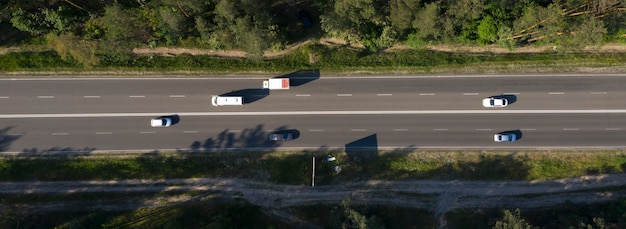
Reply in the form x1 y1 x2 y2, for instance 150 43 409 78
1 0 625 62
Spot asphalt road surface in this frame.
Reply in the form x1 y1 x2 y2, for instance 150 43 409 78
2 73 626 152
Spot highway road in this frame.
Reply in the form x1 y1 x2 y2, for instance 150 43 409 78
1 73 626 152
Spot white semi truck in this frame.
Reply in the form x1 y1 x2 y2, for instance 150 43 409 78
262 78 290 90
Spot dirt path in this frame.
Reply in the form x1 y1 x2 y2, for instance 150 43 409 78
2 173 626 227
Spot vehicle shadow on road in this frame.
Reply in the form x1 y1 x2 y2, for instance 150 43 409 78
220 89 269 104
500 94 518 105
159 114 180 125
274 69 320 87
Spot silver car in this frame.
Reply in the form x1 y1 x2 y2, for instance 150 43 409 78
269 132 294 141
482 97 508 108
494 133 517 142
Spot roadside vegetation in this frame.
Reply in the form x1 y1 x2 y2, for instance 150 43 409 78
1 150 626 228
0 0 625 73
2 150 626 183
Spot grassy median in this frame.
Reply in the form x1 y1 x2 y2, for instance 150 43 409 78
1 150 625 183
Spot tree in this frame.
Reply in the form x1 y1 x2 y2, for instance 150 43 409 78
412 2 441 39
493 209 535 229
328 199 385 229
477 15 498 44
389 0 421 31
321 0 394 51
559 15 607 49
10 8 51 35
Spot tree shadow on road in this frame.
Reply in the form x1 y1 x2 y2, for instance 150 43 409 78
0 126 21 153
186 124 283 152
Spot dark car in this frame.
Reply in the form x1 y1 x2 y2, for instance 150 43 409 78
269 132 294 141
297 10 313 28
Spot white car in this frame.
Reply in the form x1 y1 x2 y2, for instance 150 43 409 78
494 133 517 142
151 117 172 127
482 97 508 108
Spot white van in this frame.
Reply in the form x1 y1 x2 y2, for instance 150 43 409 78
211 96 243 106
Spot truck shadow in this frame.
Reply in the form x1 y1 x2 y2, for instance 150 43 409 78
220 89 269 104
275 69 320 87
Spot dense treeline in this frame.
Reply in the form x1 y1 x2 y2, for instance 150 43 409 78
1 0 625 66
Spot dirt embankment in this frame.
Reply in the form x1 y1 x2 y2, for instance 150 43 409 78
2 173 626 228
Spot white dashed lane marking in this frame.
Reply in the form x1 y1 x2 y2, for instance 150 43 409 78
37 96 55 99
419 93 435 96
183 131 199 133
563 128 579 131
140 131 156 134
296 94 311 97
377 94 393 96
169 95 185 98
96 132 112 135
83 96 101 98
309 129 324 132
549 92 565 95
463 93 479 96
393 129 408 131
129 95 146 98
433 129 448 131
51 133 68 135
590 92 607 95
605 128 621 131
351 129 366 131
503 93 520 95
337 94 353 97
476 129 492 131
0 96 9 99
520 128 536 131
